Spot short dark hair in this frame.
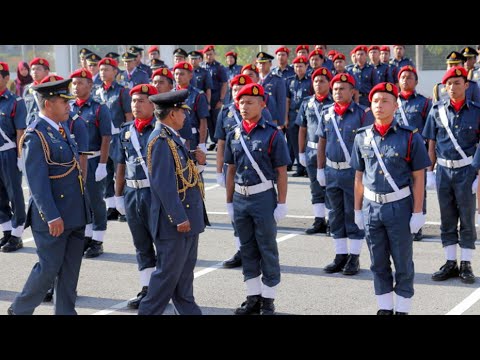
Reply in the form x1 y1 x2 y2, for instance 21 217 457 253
0 70 9 78
154 107 175 120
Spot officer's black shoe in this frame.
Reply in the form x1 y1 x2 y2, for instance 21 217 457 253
292 169 307 177
260 297 275 315
459 261 476 284
84 240 104 258
324 254 349 273
2 236 23 252
431 260 459 281
107 208 119 221
43 288 54 302
207 143 216 151
342 254 360 275
127 286 148 309
287 165 293 172
234 295 262 315
305 217 327 235
395 311 408 315
413 228 423 241
83 236 93 253
0 230 11 248
118 214 127 222
222 251 242 268
7 306 15 315
377 309 394 315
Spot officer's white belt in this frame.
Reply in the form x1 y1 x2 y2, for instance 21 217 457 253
87 151 101 159
326 158 351 170
235 181 273 196
126 179 150 189
436 156 472 169
307 141 318 149
364 186 411 204
0 142 16 152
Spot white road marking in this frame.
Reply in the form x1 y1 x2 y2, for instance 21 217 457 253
205 184 220 191
207 211 315 219
446 287 480 315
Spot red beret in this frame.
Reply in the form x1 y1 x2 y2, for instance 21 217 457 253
275 46 290 55
397 65 417 80
352 45 368 54
308 49 324 59
203 45 215 53
230 74 253 88
225 51 237 58
311 67 333 82
129 84 159 97
441 66 468 85
241 64 258 74
173 61 193 72
148 45 159 54
292 56 308 64
332 53 346 62
30 57 50 69
368 45 380 52
98 58 118 68
368 82 399 102
0 62 9 72
151 67 174 81
70 68 93 80
330 73 356 88
235 83 264 101
327 50 337 57
379 45 390 52
40 75 64 84
295 45 310 53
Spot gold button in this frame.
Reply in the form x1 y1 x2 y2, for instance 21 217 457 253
246 137 250 140
381 137 384 141
244 166 248 169
186 204 190 208
395 153 399 156
60 194 64 198
379 170 383 174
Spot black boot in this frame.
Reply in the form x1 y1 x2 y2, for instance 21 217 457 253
127 286 148 309
431 260 459 281
2 235 23 252
459 261 476 284
107 208 119 220
324 254 349 273
260 297 275 315
413 228 423 241
342 254 360 275
377 309 394 315
234 295 262 315
305 217 327 234
43 287 54 302
326 219 331 237
83 236 93 253
222 251 242 268
84 240 104 258
0 230 11 248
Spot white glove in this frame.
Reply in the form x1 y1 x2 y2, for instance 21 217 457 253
354 210 364 230
426 171 436 190
226 203 234 222
115 196 125 216
409 212 425 234
216 172 226 187
316 168 326 186
95 163 107 182
299 153 307 167
17 157 24 173
472 175 479 194
274 203 288 223
198 143 208 154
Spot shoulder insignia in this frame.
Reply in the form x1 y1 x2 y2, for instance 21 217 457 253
227 111 233 118
125 131 131 140
234 127 241 140
160 127 170 137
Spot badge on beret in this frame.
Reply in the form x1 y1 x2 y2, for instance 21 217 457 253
141 85 148 93
251 65 257 71
407 66 413 71
81 70 86 77
183 63 189 69
0 64 3 71
239 76 246 85
39 59 44 65
451 53 457 59
162 68 168 75
105 59 110 65
455 68 462 76
341 75 347 82
386 83 393 92
299 58 304 63
252 86 259 95
322 69 327 75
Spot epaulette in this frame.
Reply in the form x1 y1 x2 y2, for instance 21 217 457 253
121 121 134 128
161 126 171 137
398 124 418 133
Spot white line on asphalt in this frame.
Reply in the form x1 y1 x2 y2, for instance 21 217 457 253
446 287 480 315
205 184 220 191
23 237 34 244
207 211 315 219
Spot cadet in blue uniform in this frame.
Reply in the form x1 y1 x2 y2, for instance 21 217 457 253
286 56 313 177
137 89 208 315
368 46 394 83
332 52 348 76
8 79 90 315
306 49 326 78
129 46 152 79
225 83 290 315
348 45 379 107
295 45 309 58
224 50 243 105
0 62 27 252
297 67 333 235
272 46 295 80
120 52 150 90
151 67 174 94
188 50 212 105
379 46 398 85
317 73 374 276
390 45 415 69
116 84 158 309
314 45 335 72
24 57 50 125
85 53 103 88
423 66 480 284
351 82 430 315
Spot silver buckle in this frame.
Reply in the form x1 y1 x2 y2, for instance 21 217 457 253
446 160 454 168
134 180 140 188
375 193 386 204
240 186 249 196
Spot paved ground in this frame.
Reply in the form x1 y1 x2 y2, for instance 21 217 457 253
1 152 479 315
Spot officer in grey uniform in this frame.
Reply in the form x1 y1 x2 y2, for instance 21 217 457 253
137 90 208 315
8 79 90 315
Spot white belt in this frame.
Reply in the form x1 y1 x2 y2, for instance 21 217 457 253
307 141 318 149
437 156 473 169
111 123 120 135
87 151 101 159
326 158 351 170
235 181 273 196
191 128 198 134
364 186 411 204
126 179 150 189
0 142 16 152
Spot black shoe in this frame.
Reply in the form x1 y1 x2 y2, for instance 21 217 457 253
431 260 459 281
222 251 242 268
413 228 423 241
7 306 15 315
43 288 54 302
207 143 216 151
107 208 119 221
287 165 293 172
377 309 394 315
2 236 23 252
84 240 104 258
0 230 11 248
292 170 306 177
118 214 127 222
326 219 331 236
127 286 148 309
305 217 327 235
324 254 349 273
260 297 275 315
395 311 408 315
83 236 93 253
459 261 476 284
342 254 360 275
234 295 262 315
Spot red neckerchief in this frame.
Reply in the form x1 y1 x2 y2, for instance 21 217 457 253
315 93 329 102
103 82 112 91
450 98 465 113
33 80 40 85
134 117 154 133
334 102 351 116
0 88 7 97
400 90 414 100
242 119 258 134
75 98 88 107
374 122 392 136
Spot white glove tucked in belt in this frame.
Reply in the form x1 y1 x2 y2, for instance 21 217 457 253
226 203 234 222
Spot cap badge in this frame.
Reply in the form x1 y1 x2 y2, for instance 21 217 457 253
455 68 462 76
105 59 110 65
451 53 457 59
252 86 259 95
184 63 189 69
322 69 327 75
341 75 347 82
141 85 148 93
386 83 393 92
0 64 3 71
39 59 44 65
162 68 168 75
239 76 245 85
81 71 86 77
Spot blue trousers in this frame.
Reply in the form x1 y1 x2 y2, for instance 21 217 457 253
305 147 326 205
287 111 304 173
0 149 25 228
85 156 107 231
105 134 120 199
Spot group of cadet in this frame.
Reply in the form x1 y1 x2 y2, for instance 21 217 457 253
1 44 480 315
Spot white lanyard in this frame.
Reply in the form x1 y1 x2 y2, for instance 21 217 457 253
437 103 468 160
321 106 351 163
229 104 241 126
129 124 149 181
396 98 409 126
237 128 269 184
